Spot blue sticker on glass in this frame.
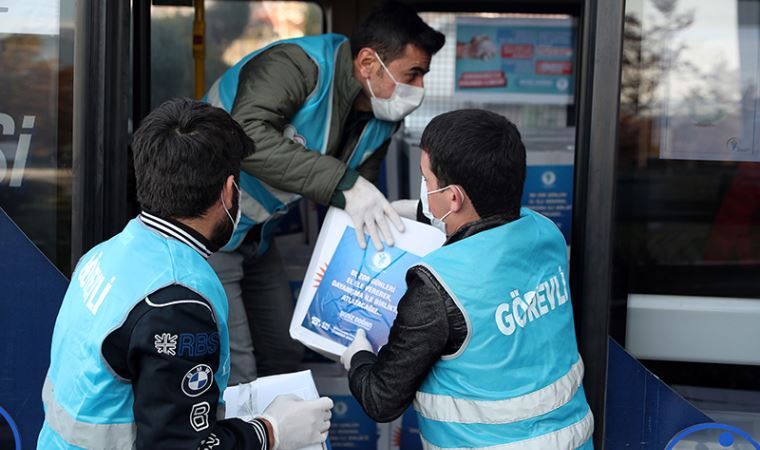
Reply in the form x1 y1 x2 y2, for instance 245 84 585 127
521 165 574 244
0 406 22 450
327 395 378 450
667 423 760 449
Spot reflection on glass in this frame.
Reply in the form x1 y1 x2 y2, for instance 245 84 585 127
618 0 760 272
407 13 574 133
150 1 323 107
615 0 760 423
0 1 75 275
405 13 577 244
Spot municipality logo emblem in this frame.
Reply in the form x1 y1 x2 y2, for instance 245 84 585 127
541 170 557 187
333 401 348 417
182 364 214 397
372 251 392 271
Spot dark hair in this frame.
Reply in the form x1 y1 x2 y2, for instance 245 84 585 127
351 1 445 61
421 109 526 218
131 98 253 219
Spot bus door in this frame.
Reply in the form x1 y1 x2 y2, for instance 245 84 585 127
0 1 76 448
386 3 592 447
609 0 760 447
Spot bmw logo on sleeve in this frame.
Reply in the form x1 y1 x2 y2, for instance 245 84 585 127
182 364 214 397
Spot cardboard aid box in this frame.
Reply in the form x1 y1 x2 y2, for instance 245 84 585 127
289 208 443 449
290 207 445 357
310 364 402 450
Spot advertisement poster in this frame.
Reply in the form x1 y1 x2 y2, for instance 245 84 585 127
454 16 576 104
291 208 445 356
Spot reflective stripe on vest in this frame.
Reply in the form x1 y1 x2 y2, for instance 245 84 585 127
414 357 584 424
42 377 137 449
419 409 593 450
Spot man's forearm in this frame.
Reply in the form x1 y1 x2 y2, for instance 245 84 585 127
239 121 348 205
346 274 450 422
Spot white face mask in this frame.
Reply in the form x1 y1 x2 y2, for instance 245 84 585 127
221 180 242 233
366 52 425 122
420 177 454 235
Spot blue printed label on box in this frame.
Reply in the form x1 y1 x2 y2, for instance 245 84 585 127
301 229 420 351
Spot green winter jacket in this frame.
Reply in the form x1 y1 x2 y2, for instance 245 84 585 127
230 38 394 208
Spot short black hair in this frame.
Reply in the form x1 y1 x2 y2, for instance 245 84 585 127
131 98 253 219
421 109 526 218
351 1 445 61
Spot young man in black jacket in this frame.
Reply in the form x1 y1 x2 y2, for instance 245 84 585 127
38 99 333 450
341 110 593 450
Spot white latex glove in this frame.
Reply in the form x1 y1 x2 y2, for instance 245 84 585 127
344 176 405 250
340 328 373 371
258 394 334 450
390 199 419 220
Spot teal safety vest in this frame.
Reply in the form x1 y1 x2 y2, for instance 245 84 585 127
413 208 594 450
205 33 396 253
37 218 230 449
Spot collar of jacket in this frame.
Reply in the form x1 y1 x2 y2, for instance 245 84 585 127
139 210 220 257
444 211 520 246
334 39 370 119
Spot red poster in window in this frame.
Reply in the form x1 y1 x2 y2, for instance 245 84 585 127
457 71 507 88
501 44 534 59
535 61 573 75
537 45 573 57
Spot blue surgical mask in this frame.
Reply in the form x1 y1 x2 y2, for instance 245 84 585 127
420 177 453 235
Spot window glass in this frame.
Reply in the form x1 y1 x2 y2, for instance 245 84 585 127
616 0 760 306
0 0 76 275
400 12 577 245
407 13 575 133
150 1 323 107
616 0 760 430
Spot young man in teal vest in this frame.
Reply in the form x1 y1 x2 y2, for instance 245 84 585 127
38 99 333 449
341 110 594 449
204 2 445 381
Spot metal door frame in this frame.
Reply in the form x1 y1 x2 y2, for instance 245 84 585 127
71 0 130 267
572 1 624 447
70 1 626 447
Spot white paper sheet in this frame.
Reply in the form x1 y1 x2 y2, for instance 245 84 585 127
223 370 324 450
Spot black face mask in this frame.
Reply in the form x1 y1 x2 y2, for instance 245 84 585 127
209 193 239 249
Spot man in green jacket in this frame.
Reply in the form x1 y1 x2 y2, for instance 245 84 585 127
205 2 445 382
